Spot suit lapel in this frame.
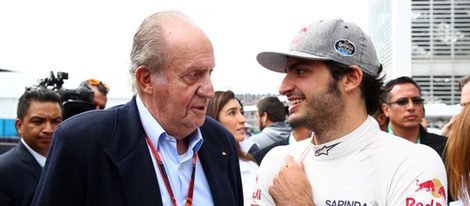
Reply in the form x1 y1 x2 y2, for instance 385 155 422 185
17 142 42 181
198 117 232 205
104 97 162 206
199 142 227 205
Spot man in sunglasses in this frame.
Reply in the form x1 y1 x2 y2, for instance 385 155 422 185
79 79 109 109
382 76 447 159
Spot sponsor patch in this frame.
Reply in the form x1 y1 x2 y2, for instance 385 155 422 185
334 39 355 56
406 178 446 205
291 27 308 45
314 142 340 156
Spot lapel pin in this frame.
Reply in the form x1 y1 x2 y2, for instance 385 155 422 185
221 151 227 156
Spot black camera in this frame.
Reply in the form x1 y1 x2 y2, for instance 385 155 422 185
37 71 96 120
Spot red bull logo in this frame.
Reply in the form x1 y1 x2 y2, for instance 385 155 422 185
415 179 446 201
416 180 435 192
406 178 446 205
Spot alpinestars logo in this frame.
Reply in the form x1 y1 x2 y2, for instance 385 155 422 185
314 143 340 156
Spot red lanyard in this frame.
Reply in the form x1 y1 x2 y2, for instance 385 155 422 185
145 136 198 206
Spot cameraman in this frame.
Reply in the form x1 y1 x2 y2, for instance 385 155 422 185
79 79 109 109
0 88 62 206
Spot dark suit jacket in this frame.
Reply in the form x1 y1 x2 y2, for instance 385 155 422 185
32 97 243 206
252 138 289 165
419 125 447 160
0 142 42 206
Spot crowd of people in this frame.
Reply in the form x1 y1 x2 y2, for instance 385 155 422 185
0 10 469 206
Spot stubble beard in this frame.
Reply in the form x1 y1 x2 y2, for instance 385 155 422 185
288 80 345 138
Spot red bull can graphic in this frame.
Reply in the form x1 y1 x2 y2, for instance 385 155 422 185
406 178 446 206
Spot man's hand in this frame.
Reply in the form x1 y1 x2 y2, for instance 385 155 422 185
268 155 315 206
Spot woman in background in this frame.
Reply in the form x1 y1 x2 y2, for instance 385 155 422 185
446 104 470 205
207 90 258 206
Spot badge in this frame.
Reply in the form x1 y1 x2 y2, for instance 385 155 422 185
334 39 355 56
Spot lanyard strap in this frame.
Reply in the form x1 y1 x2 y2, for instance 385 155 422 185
145 136 198 206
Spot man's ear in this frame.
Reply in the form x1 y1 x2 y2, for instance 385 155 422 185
262 112 269 123
135 66 154 95
15 118 23 137
342 65 363 92
382 103 391 117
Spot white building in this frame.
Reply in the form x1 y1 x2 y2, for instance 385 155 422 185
369 0 470 106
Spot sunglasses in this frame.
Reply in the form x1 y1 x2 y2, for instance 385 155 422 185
388 97 424 106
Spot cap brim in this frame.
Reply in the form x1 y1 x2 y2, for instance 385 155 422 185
256 50 331 73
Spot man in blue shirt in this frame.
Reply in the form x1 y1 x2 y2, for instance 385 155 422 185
32 11 243 206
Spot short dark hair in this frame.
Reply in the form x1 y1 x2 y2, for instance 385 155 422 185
17 88 62 120
207 90 240 121
256 96 286 122
325 60 385 115
459 75 470 91
382 76 421 103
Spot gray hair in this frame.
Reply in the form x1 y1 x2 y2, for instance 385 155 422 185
129 10 192 93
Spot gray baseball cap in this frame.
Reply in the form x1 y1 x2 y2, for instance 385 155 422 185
257 18 381 76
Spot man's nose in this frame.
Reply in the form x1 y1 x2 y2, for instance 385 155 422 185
279 75 293 96
198 76 215 98
42 121 54 134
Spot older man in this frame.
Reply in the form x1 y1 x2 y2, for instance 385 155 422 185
32 11 242 206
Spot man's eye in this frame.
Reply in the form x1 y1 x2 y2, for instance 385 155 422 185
396 99 408 105
295 68 306 75
187 71 201 79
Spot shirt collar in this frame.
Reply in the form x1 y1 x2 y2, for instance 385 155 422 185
288 133 296 144
136 95 204 154
310 116 377 160
20 138 47 167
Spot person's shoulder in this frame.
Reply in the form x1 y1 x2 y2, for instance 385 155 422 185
0 147 16 165
426 132 447 143
57 101 132 135
62 106 119 126
261 139 310 166
248 131 268 140
200 116 234 143
201 116 230 134
366 131 441 162
0 145 21 173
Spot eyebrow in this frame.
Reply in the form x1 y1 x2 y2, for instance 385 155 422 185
285 60 310 72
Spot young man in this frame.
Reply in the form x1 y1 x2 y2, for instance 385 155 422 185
0 88 62 206
250 96 291 150
382 76 447 158
32 11 243 206
252 18 447 206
